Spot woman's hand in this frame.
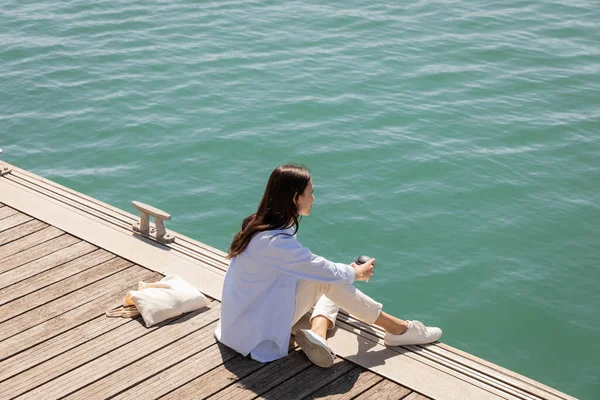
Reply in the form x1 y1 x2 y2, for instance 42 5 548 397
351 258 375 282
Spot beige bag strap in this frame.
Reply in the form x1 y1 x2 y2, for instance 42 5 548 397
105 305 141 318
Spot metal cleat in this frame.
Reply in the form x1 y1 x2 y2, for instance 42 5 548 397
131 201 176 244
0 149 12 177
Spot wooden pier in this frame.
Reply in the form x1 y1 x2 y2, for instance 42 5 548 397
0 161 577 400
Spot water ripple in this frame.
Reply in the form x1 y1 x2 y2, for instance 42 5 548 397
1 0 599 397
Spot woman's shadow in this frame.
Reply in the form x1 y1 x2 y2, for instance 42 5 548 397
217 340 362 400
332 322 418 369
216 321 420 399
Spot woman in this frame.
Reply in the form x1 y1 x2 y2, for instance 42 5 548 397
215 164 442 368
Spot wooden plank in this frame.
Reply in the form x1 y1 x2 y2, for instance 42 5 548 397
353 379 412 400
0 240 96 290
7 167 233 276
207 349 313 400
397 343 538 400
0 266 158 360
66 318 222 399
0 178 226 301
430 343 575 400
0 219 48 247
16 304 220 400
10 168 230 262
256 358 357 400
0 249 115 305
305 367 384 400
5 174 135 239
403 393 432 400
296 315 518 400
112 342 242 400
158 349 266 400
0 233 79 274
0 257 131 323
168 241 229 274
0 206 19 220
0 213 33 233
2 309 178 399
9 169 137 226
0 314 132 382
0 225 64 261
0 261 140 341
2 315 151 398
335 316 537 400
0 266 158 361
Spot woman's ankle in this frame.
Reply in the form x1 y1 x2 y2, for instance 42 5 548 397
310 315 330 339
375 312 409 335
388 320 409 335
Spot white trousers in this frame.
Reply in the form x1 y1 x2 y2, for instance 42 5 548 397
292 280 383 330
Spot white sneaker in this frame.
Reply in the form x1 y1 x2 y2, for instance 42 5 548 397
384 320 442 346
295 329 335 368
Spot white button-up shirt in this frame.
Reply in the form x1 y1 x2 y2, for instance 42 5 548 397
214 227 355 362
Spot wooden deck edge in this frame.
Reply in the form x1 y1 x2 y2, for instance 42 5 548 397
14 165 227 254
0 161 576 400
0 176 224 301
333 315 576 400
3 170 230 272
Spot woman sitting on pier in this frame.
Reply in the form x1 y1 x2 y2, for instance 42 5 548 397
215 164 442 368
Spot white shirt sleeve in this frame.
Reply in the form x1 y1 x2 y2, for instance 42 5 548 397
256 233 356 284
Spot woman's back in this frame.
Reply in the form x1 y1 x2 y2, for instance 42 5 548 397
218 228 300 362
217 226 355 362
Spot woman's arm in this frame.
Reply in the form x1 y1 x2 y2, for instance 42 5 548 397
256 233 356 284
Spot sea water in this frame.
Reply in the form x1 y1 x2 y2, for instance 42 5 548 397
1 1 598 397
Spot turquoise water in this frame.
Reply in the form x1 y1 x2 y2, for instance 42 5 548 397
1 0 599 397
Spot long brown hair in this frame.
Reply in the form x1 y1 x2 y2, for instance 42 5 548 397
228 164 311 259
